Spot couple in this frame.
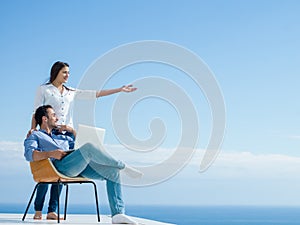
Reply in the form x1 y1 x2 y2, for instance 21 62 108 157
24 61 141 224
24 105 143 224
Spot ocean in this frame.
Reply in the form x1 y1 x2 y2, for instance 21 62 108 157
1 204 300 225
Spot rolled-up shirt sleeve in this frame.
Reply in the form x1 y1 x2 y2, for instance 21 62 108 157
24 134 39 162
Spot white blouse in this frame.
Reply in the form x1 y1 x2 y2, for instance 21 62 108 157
34 84 96 127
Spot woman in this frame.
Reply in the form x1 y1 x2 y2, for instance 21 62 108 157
29 61 136 135
28 61 137 220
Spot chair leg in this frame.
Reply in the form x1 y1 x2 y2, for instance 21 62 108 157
22 183 40 221
64 184 69 220
23 181 100 223
91 181 100 222
56 181 60 223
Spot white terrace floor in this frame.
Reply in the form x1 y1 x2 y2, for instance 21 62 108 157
0 214 175 225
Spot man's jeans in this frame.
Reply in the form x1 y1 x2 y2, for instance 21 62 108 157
53 143 126 216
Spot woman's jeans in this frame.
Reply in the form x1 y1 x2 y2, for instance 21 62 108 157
53 143 126 216
34 184 62 213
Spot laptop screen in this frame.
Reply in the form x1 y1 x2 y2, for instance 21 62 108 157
74 124 106 149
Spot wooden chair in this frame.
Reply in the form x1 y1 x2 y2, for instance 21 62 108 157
22 158 100 223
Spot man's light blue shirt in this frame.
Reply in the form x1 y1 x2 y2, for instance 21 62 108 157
24 129 74 162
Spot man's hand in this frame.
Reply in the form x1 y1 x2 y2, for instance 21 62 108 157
58 125 73 133
57 125 76 137
50 149 67 160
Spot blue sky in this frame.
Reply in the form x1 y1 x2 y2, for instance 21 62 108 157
1 0 300 207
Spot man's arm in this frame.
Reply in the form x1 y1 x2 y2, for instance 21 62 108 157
32 149 67 161
24 132 67 162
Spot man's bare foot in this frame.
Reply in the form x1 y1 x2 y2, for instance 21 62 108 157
46 212 64 220
112 214 137 224
122 165 143 178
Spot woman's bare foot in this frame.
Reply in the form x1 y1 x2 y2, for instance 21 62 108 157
33 211 42 220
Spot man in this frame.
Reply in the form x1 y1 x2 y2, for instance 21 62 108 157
24 105 141 224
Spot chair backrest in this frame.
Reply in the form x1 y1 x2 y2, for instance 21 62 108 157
30 159 87 182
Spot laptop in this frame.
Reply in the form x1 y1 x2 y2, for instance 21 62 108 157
74 124 106 150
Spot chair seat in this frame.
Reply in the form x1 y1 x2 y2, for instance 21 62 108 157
30 158 89 182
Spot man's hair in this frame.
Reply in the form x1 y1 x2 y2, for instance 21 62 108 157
35 105 53 126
